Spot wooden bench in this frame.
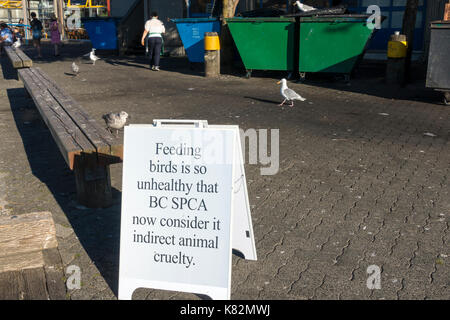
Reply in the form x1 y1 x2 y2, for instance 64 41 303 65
18 67 123 208
0 212 67 300
4 46 32 69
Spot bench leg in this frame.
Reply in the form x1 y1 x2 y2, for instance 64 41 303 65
73 157 113 208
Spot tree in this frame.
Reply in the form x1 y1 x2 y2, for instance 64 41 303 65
401 0 419 81
222 0 240 18
220 0 240 72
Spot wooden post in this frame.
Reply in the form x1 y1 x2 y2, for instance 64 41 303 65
54 0 65 41
22 0 30 41
205 32 220 77
401 0 419 81
73 155 113 208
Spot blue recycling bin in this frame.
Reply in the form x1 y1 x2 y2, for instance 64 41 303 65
172 18 221 63
82 18 121 50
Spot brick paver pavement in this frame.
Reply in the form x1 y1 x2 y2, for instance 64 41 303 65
0 43 448 300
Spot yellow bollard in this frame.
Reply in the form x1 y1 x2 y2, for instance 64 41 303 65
204 32 220 77
387 32 407 58
386 32 407 85
204 33 220 51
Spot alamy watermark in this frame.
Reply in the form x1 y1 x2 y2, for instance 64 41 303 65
367 5 382 30
165 128 280 176
66 265 81 290
66 9 81 31
366 265 381 290
240 129 279 176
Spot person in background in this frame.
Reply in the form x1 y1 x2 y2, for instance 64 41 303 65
0 22 14 56
49 14 61 56
141 12 165 71
30 12 43 58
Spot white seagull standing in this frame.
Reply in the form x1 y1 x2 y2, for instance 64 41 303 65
102 111 130 136
277 78 306 107
88 49 100 65
293 0 316 12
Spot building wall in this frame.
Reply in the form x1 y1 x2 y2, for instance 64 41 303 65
149 0 184 55
110 0 139 17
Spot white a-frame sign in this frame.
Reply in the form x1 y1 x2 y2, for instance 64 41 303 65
118 120 256 300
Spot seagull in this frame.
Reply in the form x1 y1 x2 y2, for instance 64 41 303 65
71 61 80 76
293 0 316 12
12 38 21 48
277 78 306 107
102 111 129 136
85 48 100 65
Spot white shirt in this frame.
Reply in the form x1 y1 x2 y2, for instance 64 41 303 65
145 18 165 38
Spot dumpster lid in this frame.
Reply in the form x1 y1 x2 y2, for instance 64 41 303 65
171 18 219 23
225 17 296 22
430 20 450 28
236 8 286 17
298 14 385 23
285 5 347 17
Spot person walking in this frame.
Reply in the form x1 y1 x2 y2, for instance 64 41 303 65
141 12 165 71
30 12 43 58
49 14 61 56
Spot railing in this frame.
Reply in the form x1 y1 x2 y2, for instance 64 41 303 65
0 1 22 9
67 0 106 9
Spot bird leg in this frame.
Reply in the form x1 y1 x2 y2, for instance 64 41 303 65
289 101 294 107
278 99 286 106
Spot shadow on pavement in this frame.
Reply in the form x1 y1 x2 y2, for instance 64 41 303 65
6 86 122 297
0 57 18 80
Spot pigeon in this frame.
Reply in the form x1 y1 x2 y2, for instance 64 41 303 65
71 61 80 76
12 38 21 48
293 0 316 12
277 78 306 107
102 111 129 136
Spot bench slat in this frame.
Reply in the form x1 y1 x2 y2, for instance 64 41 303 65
4 47 23 69
18 68 95 169
31 67 123 162
14 48 32 68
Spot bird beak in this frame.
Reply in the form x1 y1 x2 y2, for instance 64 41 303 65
277 81 281 84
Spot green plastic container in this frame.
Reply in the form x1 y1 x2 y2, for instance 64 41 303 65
298 16 374 74
226 18 296 73
226 15 375 76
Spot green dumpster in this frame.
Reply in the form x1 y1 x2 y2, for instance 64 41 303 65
226 17 296 76
298 15 375 74
226 15 376 78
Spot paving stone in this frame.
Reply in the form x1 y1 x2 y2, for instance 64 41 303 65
0 43 448 300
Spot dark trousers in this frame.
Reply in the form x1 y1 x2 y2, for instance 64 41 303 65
148 37 162 67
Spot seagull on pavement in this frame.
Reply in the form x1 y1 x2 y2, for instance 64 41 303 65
85 48 100 65
293 0 316 12
277 78 306 107
102 111 129 136
71 61 80 76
